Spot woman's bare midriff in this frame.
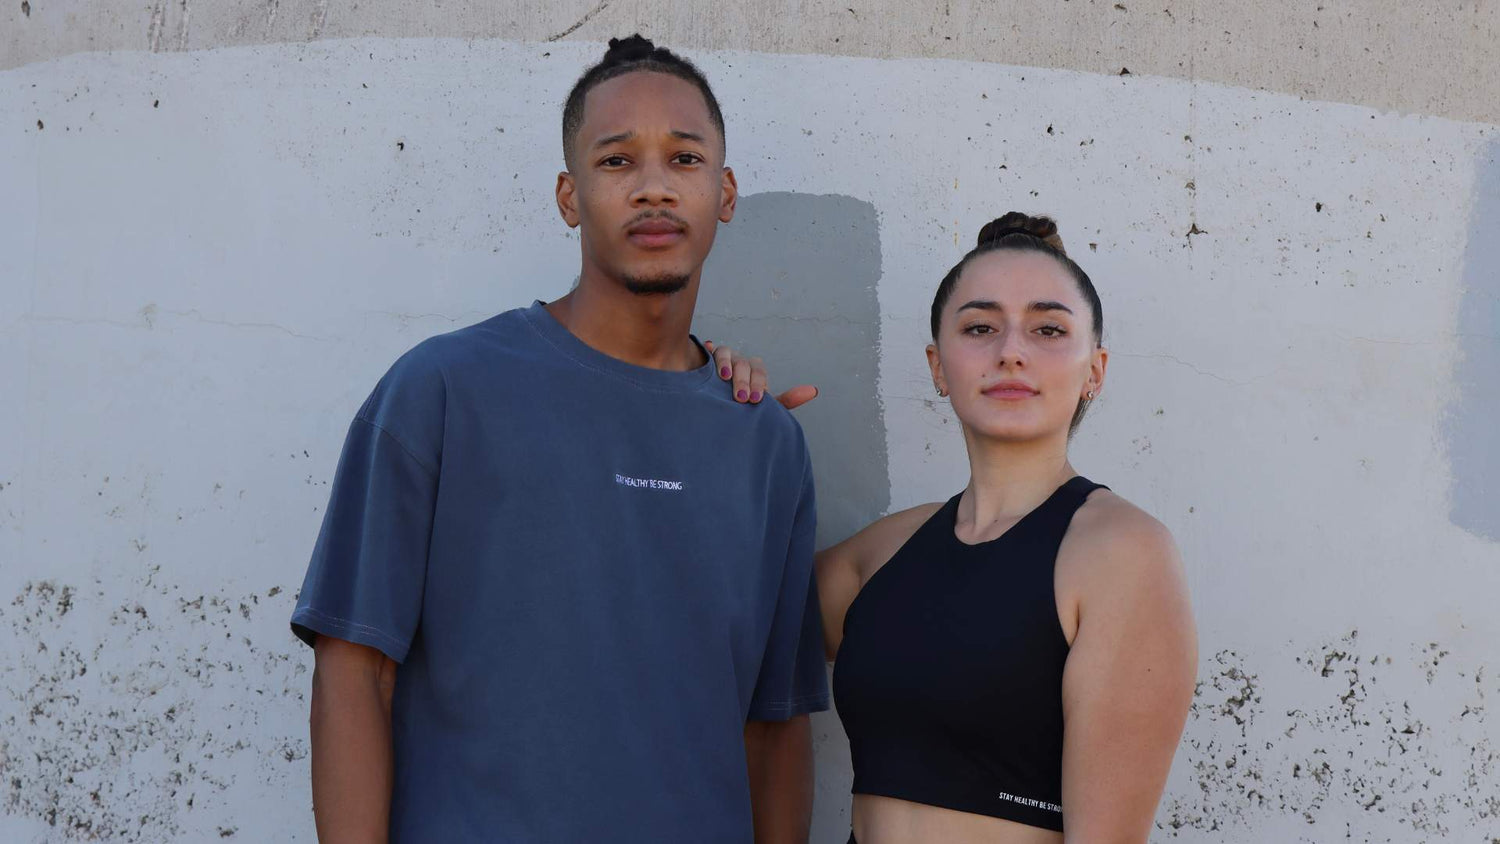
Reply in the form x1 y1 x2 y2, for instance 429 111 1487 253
852 794 1063 844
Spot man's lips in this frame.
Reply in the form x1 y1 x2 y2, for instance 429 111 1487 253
627 218 686 248
982 381 1040 400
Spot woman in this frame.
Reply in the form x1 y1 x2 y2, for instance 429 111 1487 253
715 212 1196 843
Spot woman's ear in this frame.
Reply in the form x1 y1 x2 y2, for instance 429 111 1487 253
1085 345 1109 399
926 343 947 397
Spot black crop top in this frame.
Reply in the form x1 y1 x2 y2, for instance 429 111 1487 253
831 476 1106 833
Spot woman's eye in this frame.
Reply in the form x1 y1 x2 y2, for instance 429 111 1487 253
1037 325 1067 337
963 324 994 335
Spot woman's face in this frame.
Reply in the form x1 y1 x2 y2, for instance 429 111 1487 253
927 250 1107 444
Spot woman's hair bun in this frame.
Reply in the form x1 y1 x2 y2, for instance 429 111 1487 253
977 212 1066 255
605 34 658 62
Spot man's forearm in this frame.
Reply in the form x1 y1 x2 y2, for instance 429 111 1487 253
310 641 396 843
744 715 814 844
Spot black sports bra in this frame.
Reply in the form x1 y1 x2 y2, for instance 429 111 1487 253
831 476 1106 832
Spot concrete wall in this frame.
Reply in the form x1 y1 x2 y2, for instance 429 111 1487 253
3 4 1498 842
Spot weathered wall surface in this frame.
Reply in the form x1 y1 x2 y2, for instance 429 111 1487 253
2 13 1498 844
5 0 1500 125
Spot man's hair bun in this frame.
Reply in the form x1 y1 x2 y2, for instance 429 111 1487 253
977 212 1067 255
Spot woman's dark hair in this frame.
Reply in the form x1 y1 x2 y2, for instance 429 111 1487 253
562 35 725 165
930 212 1105 432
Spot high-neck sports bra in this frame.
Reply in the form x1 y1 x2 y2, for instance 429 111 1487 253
831 476 1106 833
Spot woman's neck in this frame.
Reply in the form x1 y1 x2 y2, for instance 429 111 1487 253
956 427 1075 539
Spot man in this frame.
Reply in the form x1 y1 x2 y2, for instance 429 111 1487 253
290 35 828 843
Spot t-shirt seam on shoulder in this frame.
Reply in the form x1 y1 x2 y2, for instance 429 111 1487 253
352 415 440 477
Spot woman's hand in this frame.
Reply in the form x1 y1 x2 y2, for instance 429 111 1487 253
703 340 819 410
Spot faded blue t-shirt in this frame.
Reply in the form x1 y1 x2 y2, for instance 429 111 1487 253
291 302 829 843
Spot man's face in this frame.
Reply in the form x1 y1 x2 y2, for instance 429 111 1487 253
557 71 736 295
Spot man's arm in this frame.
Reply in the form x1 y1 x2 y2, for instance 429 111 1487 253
310 636 399 844
743 715 814 844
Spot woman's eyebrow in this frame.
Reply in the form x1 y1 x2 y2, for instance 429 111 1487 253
1029 300 1074 315
954 299 1075 315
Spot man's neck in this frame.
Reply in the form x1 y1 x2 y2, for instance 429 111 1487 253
544 273 707 372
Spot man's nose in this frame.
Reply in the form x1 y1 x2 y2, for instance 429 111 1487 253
630 161 679 206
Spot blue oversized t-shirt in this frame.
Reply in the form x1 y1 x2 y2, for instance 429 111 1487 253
291 302 829 842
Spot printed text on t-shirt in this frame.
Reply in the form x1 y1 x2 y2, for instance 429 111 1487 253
615 473 685 491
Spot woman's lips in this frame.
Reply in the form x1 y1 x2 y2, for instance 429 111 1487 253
982 382 1040 400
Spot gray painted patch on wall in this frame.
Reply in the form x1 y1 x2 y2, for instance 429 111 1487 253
696 193 881 843
1447 138 1500 542
696 191 888 548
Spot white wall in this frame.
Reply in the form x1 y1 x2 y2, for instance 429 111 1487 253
2 38 1497 842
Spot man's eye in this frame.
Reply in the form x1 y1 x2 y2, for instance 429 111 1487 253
674 153 703 165
600 156 629 167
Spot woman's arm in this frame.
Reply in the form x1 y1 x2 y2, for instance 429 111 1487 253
816 503 946 660
815 540 864 660
1058 504 1197 843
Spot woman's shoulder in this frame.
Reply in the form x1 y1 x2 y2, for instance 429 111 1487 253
1062 486 1182 581
1057 486 1191 646
829 500 948 579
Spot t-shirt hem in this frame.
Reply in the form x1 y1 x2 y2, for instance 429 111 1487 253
747 692 831 722
291 606 411 663
850 779 1064 833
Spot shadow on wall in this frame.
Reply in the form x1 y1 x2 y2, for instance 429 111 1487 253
696 191 889 548
1446 138 1500 543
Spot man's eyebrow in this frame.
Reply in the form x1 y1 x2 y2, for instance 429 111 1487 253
592 130 636 149
592 129 709 149
954 299 1075 315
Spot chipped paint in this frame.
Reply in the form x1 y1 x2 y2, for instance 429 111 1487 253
1 578 310 841
1162 634 1500 838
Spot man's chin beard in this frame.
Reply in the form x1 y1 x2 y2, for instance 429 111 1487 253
621 273 690 297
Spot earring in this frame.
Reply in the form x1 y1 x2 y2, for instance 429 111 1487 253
936 385 947 397
1086 390 1095 399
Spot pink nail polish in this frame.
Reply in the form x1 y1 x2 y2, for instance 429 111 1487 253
736 390 748 401
750 391 762 402
721 367 731 378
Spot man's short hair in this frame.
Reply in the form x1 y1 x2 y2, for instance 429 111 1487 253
562 34 726 165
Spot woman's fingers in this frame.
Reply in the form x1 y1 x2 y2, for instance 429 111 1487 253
705 342 797 407
775 384 819 410
708 341 734 381
732 355 754 402
747 357 767 403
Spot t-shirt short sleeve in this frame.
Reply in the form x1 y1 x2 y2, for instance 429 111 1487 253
747 453 832 721
290 346 446 664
